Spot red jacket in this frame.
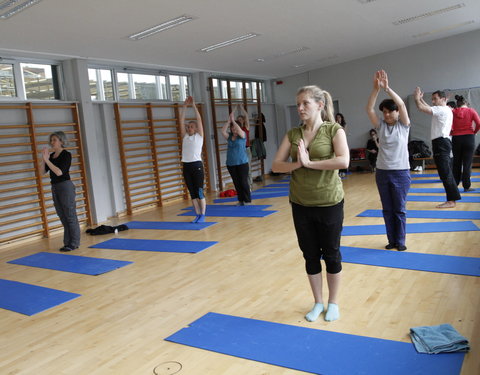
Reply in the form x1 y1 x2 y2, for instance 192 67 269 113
451 107 480 136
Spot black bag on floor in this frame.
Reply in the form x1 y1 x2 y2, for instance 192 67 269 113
86 224 129 235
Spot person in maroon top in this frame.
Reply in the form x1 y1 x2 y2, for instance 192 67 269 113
451 95 480 191
41 131 80 252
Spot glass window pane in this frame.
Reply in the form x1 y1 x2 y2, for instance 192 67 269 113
170 74 189 102
230 81 242 100
221 80 228 99
0 63 16 97
21 63 56 100
212 78 221 99
117 72 130 100
157 76 167 99
132 73 157 100
100 69 114 100
88 68 99 100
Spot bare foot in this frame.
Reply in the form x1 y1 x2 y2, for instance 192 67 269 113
437 201 456 208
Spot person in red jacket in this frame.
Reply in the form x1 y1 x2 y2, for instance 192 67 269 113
451 95 480 191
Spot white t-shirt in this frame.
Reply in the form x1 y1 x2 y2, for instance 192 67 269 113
430 106 453 140
181 133 203 162
376 120 410 170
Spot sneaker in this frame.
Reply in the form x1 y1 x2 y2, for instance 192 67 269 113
60 246 74 252
397 245 407 251
385 243 396 250
464 188 475 192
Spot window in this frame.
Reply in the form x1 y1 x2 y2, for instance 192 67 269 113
0 63 16 97
211 78 266 102
88 68 114 101
0 60 61 101
21 63 59 100
169 74 189 102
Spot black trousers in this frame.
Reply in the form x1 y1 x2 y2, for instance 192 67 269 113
227 163 251 203
291 200 344 275
452 134 475 190
52 180 80 248
432 137 461 201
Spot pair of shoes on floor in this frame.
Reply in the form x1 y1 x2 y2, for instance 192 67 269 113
59 246 76 252
385 243 407 251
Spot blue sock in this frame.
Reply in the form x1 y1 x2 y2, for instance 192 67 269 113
191 215 200 223
325 303 339 322
196 214 205 223
305 303 324 322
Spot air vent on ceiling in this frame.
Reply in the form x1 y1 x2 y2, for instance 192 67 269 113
412 20 475 38
393 3 465 25
255 46 309 62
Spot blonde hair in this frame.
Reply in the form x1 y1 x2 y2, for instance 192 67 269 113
297 85 335 123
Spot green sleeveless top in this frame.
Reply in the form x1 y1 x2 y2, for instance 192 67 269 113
288 122 344 207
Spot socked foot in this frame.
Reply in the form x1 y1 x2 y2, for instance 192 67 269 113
436 201 456 209
305 303 324 322
325 303 340 322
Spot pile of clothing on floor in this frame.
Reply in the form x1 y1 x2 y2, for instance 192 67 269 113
86 224 129 235
410 323 470 354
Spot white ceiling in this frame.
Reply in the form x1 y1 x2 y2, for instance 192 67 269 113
0 0 479 79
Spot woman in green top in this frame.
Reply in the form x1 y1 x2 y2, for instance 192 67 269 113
272 85 349 322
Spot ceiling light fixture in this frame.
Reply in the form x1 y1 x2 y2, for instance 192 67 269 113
412 20 475 38
199 33 259 52
255 46 309 62
0 0 43 19
128 15 195 40
393 3 465 25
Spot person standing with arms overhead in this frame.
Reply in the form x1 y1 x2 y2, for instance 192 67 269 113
222 111 251 206
366 70 411 251
414 87 461 208
41 131 80 252
451 95 480 192
235 105 252 188
179 96 206 223
272 85 349 322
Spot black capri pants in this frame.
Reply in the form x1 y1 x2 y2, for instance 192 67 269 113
291 200 344 275
183 161 205 199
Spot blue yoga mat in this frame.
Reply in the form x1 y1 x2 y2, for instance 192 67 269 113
264 183 290 188
165 312 464 375
125 221 217 230
7 252 132 275
411 178 480 184
0 279 81 316
90 238 217 253
407 195 480 203
254 187 290 193
214 191 288 203
341 246 480 277
411 172 480 178
182 204 272 210
409 188 479 194
179 209 277 218
342 221 479 236
357 209 480 220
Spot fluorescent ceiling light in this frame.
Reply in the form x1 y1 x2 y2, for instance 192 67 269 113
0 0 43 19
393 3 465 25
129 15 195 40
199 33 259 52
255 46 309 62
412 20 475 38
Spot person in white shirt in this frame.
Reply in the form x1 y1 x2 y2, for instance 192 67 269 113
179 96 206 222
413 88 461 208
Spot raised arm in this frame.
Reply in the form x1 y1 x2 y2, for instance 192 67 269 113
414 87 433 115
379 70 410 126
179 96 192 138
272 134 301 173
240 105 250 130
366 71 381 128
191 97 204 138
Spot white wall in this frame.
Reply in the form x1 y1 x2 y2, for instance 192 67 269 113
273 29 480 149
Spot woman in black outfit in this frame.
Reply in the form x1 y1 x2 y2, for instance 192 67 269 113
41 131 80 252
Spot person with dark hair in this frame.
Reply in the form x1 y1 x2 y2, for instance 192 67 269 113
447 101 457 109
366 70 411 252
222 111 251 206
179 96 206 223
335 113 348 177
41 131 80 252
414 88 461 208
235 105 252 187
451 95 480 192
335 113 346 128
366 128 379 172
272 85 349 323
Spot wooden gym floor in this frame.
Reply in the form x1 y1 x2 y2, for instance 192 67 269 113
0 171 478 375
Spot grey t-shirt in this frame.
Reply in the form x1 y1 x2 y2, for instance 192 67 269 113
376 120 410 170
